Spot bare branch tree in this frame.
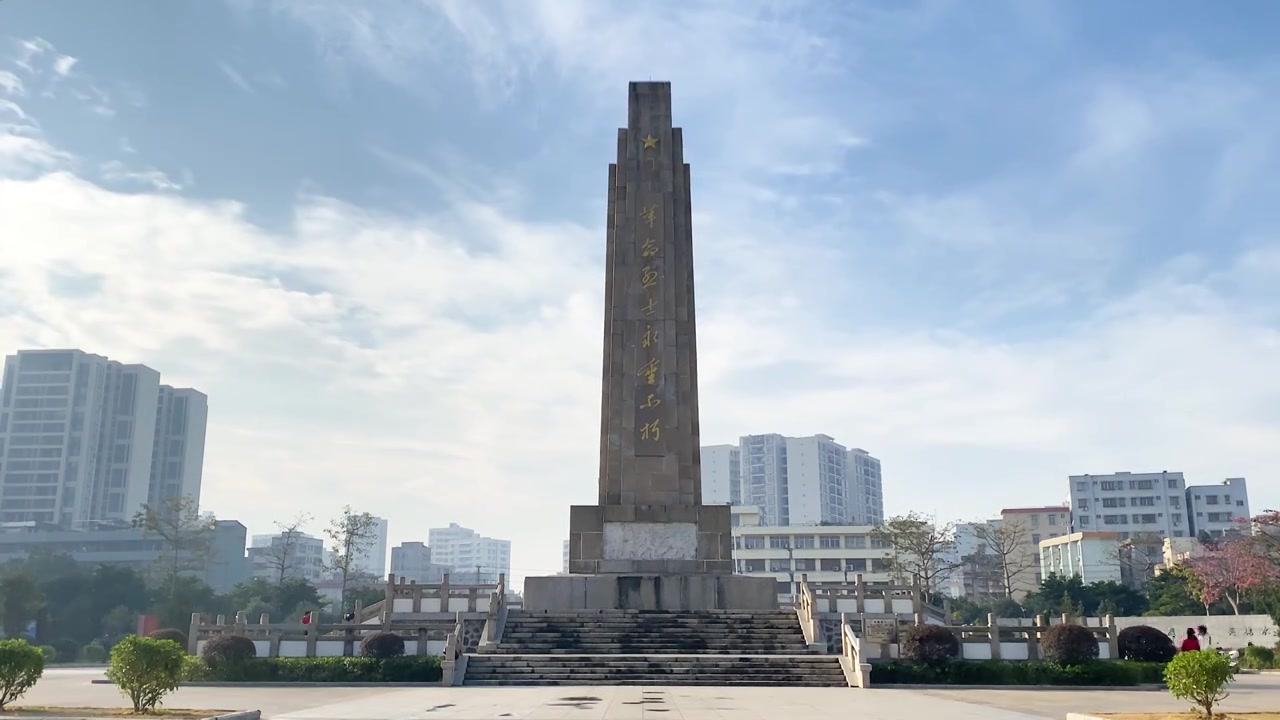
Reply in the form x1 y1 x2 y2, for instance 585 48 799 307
133 496 216 602
262 512 314 585
325 506 378 614
870 512 961 596
974 517 1038 598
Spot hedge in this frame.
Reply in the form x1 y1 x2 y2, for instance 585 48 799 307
871 659 1165 686
203 655 441 683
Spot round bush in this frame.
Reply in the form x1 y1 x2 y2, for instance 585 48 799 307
1117 625 1175 663
1040 623 1100 666
1165 650 1234 717
900 624 960 665
1242 645 1276 670
81 643 107 663
50 638 79 665
106 635 185 713
200 634 257 667
360 631 406 659
0 638 44 709
36 645 56 664
147 628 189 651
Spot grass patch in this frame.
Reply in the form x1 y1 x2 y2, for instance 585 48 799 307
3 708 234 718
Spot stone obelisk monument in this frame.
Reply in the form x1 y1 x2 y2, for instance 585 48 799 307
524 82 776 611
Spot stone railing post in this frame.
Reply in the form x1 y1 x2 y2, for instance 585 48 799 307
384 573 396 613
411 580 422 613
855 574 866 614
305 609 319 657
1105 614 1118 659
988 613 1001 660
439 573 452 613
911 575 922 614
234 611 247 637
187 613 202 655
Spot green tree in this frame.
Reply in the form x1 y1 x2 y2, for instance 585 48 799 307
149 575 222 631
325 506 378 614
0 573 44 638
134 496 216 607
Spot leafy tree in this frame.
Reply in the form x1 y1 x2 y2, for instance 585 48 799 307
223 577 324 621
870 512 960 596
1146 565 1227 616
0 639 44 709
1164 650 1233 718
1185 537 1279 614
325 506 379 614
260 513 314 585
0 572 44 639
149 575 222 631
1023 575 1147 618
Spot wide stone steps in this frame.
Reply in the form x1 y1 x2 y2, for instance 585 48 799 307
464 655 847 687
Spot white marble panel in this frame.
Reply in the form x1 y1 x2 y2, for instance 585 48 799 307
603 522 697 560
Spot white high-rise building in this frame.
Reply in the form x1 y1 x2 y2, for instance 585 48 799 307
352 516 389 578
1069 471 1189 539
427 523 511 584
700 444 739 506
390 541 449 584
1186 477 1250 538
0 349 205 527
248 530 327 581
784 435 848 526
848 448 884 525
705 436 883 527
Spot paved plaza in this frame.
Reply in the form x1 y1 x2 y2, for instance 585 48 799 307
25 669 1280 719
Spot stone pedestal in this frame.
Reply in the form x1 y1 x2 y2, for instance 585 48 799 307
524 573 777 611
566 504 733 576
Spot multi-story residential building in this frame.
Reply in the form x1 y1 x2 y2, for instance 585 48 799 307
427 523 511 584
701 444 740 506
389 541 449 584
0 519 248 592
709 436 884 527
351 516 389 578
248 530 327 582
730 506 894 601
1000 506 1070 597
784 435 848 526
1069 471 1188 539
943 520 1003 600
1186 477 1250 538
848 448 885 525
0 349 208 527
739 434 789 526
1039 532 1123 584
147 387 208 509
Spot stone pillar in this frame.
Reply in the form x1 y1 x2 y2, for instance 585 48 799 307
855 574 866 614
439 573 451 613
988 613 1001 660
1105 614 1118 659
187 613 202 655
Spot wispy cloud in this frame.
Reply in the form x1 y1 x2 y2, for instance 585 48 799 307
0 70 23 96
99 160 182 191
217 60 255 93
52 54 77 77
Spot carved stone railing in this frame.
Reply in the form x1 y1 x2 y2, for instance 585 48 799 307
839 613 872 688
796 574 822 647
478 573 508 648
188 610 453 658
440 612 468 686
357 573 501 622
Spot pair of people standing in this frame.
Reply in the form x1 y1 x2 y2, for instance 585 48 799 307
1178 624 1213 652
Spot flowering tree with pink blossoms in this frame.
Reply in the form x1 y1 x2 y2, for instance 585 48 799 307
1186 535 1280 615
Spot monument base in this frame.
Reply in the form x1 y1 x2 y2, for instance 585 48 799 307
523 573 778 611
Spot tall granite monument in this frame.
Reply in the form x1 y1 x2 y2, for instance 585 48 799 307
524 82 776 611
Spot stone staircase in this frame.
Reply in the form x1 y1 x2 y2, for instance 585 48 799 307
465 609 847 686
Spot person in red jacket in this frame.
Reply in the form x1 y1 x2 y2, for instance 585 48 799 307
1179 627 1201 653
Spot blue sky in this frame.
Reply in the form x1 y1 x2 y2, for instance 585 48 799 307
2 0 1278 582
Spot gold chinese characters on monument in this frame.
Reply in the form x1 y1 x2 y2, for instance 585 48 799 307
634 132 666 457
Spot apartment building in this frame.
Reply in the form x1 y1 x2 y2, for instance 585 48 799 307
1069 471 1188 539
389 541 449 584
427 523 511 584
0 349 207 527
848 448 885 525
701 444 740 506
248 530 328 582
1186 477 1250 538
1039 532 1123 584
730 506 894 601
1001 506 1070 596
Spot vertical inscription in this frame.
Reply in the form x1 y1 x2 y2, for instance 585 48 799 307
634 133 666 457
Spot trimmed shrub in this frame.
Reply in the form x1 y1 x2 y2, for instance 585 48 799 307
147 628 189 651
870 659 1164 686
80 643 107 664
205 655 441 683
50 638 80 665
105 635 186 713
900 625 960 666
36 645 56 664
0 638 45 709
1165 650 1234 717
1040 623 1100 666
181 655 210 681
1118 625 1176 663
1241 645 1276 670
201 634 257 668
360 631 406 659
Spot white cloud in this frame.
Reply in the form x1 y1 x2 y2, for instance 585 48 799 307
0 71 23 96
52 55 78 77
3 158 1280 581
15 37 54 72
99 160 183 192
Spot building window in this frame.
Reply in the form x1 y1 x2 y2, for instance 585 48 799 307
845 559 867 572
1031 514 1040 527
1169 496 1181 508
743 536 765 550
1237 500 1244 507
1135 480 1154 490
1078 499 1089 510
769 536 791 549
1103 515 1126 525
1047 515 1057 526
1172 513 1182 524
1174 530 1184 537
1205 495 1219 505
1079 516 1090 526
1137 497 1155 507
769 559 790 572
1032 534 1041 544
820 558 841 572
1167 478 1178 489
1101 481 1120 491
794 536 815 549
819 535 841 549
795 558 815 572
1075 481 1087 492
844 536 866 549
870 537 890 549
